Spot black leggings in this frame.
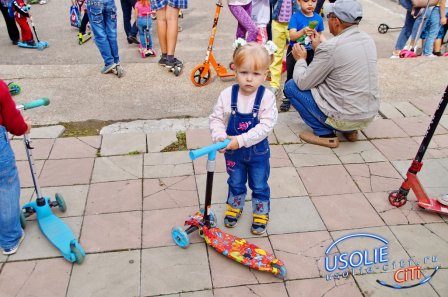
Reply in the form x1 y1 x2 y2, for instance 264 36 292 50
0 4 19 42
285 45 314 82
79 12 89 34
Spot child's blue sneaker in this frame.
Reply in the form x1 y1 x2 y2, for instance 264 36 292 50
251 213 269 235
101 63 117 74
3 231 25 255
224 204 242 228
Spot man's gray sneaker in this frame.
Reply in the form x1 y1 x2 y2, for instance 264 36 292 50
115 64 124 78
101 63 117 74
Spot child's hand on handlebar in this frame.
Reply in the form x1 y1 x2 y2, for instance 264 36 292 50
25 118 32 134
217 137 227 153
226 136 239 151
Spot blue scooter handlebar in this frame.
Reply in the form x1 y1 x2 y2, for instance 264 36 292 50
189 139 230 160
23 98 50 110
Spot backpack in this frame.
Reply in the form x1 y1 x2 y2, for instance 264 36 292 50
7 0 15 18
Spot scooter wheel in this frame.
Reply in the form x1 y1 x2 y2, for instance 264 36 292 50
8 83 21 96
272 262 287 279
171 227 190 248
71 244 85 264
200 208 217 228
55 193 67 212
20 211 27 229
191 65 211 87
378 24 389 34
228 62 236 71
389 190 407 207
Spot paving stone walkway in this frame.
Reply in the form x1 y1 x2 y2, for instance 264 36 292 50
1 98 448 297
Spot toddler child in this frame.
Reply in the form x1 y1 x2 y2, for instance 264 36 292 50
209 43 278 235
281 0 324 112
135 0 154 56
0 80 30 255
12 0 34 46
228 0 258 42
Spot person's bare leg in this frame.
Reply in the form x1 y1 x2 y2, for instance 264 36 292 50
166 5 179 55
433 39 442 54
156 7 167 54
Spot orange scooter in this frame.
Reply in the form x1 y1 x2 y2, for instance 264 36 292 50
190 0 234 87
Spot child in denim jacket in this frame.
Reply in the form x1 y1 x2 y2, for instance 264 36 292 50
0 80 31 255
209 43 278 235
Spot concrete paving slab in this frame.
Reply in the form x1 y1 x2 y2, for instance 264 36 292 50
16 160 44 188
49 137 99 159
39 158 94 187
86 180 142 215
412 135 448 159
196 172 229 206
77 135 102 149
269 231 333 280
81 211 142 253
268 131 278 145
313 193 384 231
391 224 448 269
100 132 146 156
371 138 421 161
273 123 301 144
186 128 212 149
91 155 143 183
67 250 140 297
11 138 54 161
394 102 427 118
164 291 214 297
297 165 359 196
410 97 448 117
284 144 340 168
143 176 198 211
141 244 212 296
193 151 227 174
208 237 281 288
142 207 202 249
345 162 403 193
143 151 192 179
333 141 387 164
7 216 82 261
425 268 448 296
0 258 72 297
269 167 308 198
16 126 65 139
215 283 288 297
39 185 89 217
147 130 178 152
19 188 35 207
440 115 448 130
362 119 407 139
392 158 448 189
285 277 362 297
392 116 447 137
379 102 404 119
269 197 326 234
365 192 445 225
270 145 294 168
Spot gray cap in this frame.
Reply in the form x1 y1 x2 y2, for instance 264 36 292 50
324 0 363 24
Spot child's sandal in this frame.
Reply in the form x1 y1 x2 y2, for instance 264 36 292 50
251 213 269 235
224 204 242 228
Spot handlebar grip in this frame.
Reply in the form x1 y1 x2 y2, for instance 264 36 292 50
22 98 50 110
189 139 231 160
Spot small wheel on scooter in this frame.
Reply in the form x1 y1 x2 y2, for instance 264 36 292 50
70 243 85 264
272 262 287 279
19 210 27 229
389 190 407 207
8 83 21 96
378 24 389 34
191 65 211 87
171 227 190 248
55 193 67 212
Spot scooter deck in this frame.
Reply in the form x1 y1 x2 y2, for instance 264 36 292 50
18 41 49 50
22 197 84 262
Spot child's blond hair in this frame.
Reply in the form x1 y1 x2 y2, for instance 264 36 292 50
233 42 271 72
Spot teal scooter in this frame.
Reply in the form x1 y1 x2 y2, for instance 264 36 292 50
17 98 85 264
17 16 49 50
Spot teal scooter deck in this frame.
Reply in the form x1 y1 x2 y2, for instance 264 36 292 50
22 197 85 263
17 41 49 50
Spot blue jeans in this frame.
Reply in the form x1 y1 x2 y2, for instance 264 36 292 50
395 8 415 50
411 7 433 41
87 0 120 67
284 80 335 136
422 6 441 56
225 151 271 215
137 15 152 49
0 126 22 250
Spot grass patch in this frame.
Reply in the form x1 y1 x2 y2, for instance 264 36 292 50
60 120 116 137
161 131 187 152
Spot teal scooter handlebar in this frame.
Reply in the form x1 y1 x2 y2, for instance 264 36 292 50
189 139 231 161
16 98 50 111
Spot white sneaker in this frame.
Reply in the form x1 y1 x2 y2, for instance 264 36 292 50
437 194 448 206
3 231 25 255
390 55 400 59
39 0 47 4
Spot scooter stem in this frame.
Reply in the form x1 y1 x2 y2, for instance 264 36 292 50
24 134 44 203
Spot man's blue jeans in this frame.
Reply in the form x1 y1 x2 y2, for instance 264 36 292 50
395 8 415 50
283 80 335 136
87 0 120 67
0 127 22 251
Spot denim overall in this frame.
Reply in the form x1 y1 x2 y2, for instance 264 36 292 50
0 126 22 250
225 85 271 215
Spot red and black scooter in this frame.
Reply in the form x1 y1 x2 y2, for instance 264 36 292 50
389 86 448 214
